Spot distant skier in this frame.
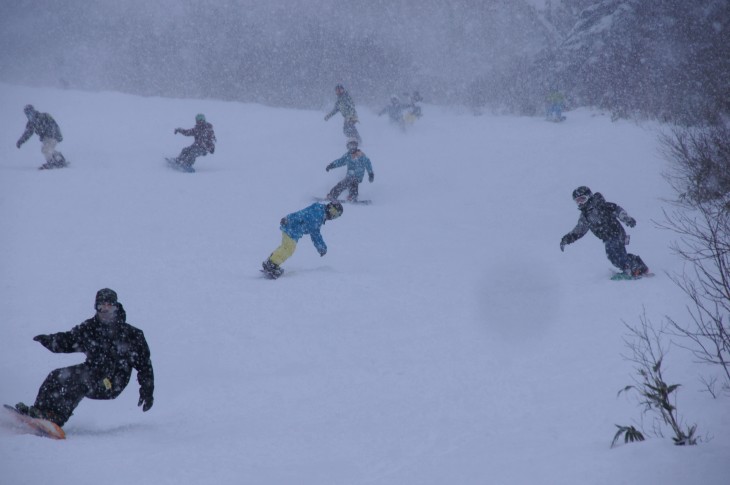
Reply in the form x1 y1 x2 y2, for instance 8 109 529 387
378 95 407 130
324 84 361 144
546 91 566 122
170 114 216 172
404 90 423 122
13 288 154 428
261 201 344 279
325 138 374 202
560 186 649 278
16 104 67 170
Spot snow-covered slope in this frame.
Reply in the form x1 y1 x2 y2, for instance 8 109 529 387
1 84 728 484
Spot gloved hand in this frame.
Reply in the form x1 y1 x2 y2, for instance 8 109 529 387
33 334 52 347
138 390 154 412
326 165 332 172
369 173 374 183
319 249 327 257
625 217 636 228
280 217 288 226
16 140 22 149
324 114 332 121
174 128 181 134
560 236 569 252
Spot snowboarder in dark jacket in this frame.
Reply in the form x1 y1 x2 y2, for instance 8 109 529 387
325 138 374 202
16 104 68 170
14 289 154 427
324 84 361 143
560 186 649 277
172 113 216 172
261 201 344 278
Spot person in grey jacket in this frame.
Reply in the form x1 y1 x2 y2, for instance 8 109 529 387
324 84 361 144
16 104 68 170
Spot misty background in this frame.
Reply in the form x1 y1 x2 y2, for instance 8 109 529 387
1 0 728 124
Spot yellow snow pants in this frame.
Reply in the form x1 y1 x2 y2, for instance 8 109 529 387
270 232 297 266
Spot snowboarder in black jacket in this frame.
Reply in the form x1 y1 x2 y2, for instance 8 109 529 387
172 113 216 172
14 289 154 427
560 186 649 277
16 104 68 170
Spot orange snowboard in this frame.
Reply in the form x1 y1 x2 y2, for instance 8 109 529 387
3 404 65 440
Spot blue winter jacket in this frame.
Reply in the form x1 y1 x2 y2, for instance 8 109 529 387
280 203 328 254
326 150 374 183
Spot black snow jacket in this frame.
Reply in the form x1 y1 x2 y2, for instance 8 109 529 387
18 113 63 145
37 304 154 399
178 121 216 153
562 192 633 244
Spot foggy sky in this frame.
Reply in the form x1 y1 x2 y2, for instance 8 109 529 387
0 0 551 107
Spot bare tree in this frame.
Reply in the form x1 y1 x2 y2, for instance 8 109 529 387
659 126 730 393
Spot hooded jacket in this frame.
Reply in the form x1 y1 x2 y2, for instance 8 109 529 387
37 303 154 399
18 112 63 145
325 91 358 122
563 192 633 244
280 203 329 255
178 121 216 153
326 150 374 183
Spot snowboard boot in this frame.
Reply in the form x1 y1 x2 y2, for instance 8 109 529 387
262 259 283 279
630 256 649 277
15 402 60 424
52 153 68 168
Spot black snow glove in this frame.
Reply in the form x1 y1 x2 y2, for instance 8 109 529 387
16 140 22 149
560 236 569 252
325 164 332 172
369 173 374 183
174 128 181 134
280 217 288 226
319 248 327 257
625 217 636 228
33 334 53 348
138 389 154 412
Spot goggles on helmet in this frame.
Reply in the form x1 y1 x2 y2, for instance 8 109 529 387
327 204 342 219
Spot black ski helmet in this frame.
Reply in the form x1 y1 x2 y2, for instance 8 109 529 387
23 104 36 117
326 201 343 220
572 186 592 200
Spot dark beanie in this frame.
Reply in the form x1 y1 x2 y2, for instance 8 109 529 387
95 288 118 307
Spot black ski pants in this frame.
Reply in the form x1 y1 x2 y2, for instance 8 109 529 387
328 175 359 201
604 238 647 273
177 144 208 168
34 364 122 426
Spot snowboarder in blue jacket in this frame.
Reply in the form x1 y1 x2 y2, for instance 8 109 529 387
325 138 374 202
262 201 344 278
